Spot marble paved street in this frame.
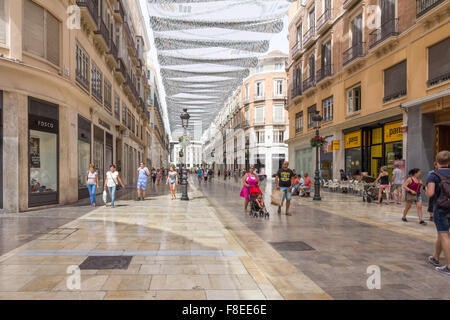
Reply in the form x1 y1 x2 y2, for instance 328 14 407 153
0 178 448 300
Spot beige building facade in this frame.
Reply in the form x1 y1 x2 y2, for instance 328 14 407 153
0 0 168 212
286 0 449 180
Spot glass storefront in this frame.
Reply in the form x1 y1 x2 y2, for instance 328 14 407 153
345 130 362 176
271 154 286 176
28 98 59 207
295 148 313 177
94 126 104 189
78 116 91 200
320 137 333 179
106 132 113 168
255 153 265 175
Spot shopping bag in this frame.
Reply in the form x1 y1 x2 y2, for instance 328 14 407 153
271 189 284 207
102 190 108 204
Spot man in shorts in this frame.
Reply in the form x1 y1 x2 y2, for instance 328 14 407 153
136 162 150 201
426 150 450 276
275 161 295 216
391 163 403 204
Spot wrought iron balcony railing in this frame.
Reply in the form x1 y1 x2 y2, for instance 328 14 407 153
416 0 445 17
303 75 316 91
303 27 315 46
76 0 98 26
383 89 406 103
94 17 110 48
427 71 450 87
316 64 333 83
343 42 365 66
292 41 302 57
291 85 302 99
369 18 398 49
317 8 332 32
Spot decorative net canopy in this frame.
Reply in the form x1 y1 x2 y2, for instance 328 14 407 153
147 0 293 134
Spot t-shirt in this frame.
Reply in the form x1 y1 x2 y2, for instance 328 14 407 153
392 168 403 185
427 168 450 209
340 172 348 181
304 177 312 188
277 168 294 188
151 171 156 178
168 171 177 183
138 167 149 180
197 170 203 177
106 171 119 188
86 171 98 185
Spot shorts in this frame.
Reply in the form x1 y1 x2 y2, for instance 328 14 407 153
434 207 450 233
169 181 177 185
406 193 422 203
379 184 390 189
391 184 402 193
137 179 147 190
280 187 292 202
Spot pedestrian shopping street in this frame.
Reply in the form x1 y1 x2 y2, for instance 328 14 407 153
0 178 448 300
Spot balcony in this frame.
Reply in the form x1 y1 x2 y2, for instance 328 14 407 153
369 18 399 50
76 0 98 32
343 0 361 10
416 0 446 17
303 75 316 93
291 41 302 59
114 59 126 84
124 21 137 58
316 64 333 84
244 120 250 128
291 85 302 101
254 94 265 102
383 88 406 103
93 17 110 53
303 27 316 48
105 38 119 69
343 42 365 67
317 9 332 35
114 0 125 23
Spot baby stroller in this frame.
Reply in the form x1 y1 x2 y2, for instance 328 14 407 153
249 187 270 219
361 175 381 203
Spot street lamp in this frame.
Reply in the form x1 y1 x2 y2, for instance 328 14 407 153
180 108 190 201
312 110 323 201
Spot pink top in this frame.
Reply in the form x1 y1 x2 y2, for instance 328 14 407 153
408 178 421 194
240 173 259 200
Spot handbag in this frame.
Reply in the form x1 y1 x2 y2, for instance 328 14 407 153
271 189 285 207
108 172 122 191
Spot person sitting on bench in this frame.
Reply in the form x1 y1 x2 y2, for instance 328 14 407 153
299 173 312 197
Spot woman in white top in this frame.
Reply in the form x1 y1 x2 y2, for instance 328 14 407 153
103 164 125 208
86 164 99 207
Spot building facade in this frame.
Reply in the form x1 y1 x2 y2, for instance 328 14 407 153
204 51 289 177
173 141 203 169
286 0 449 181
0 0 169 212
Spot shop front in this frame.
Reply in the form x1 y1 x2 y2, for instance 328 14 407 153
320 137 334 179
94 126 104 189
0 91 2 209
28 98 59 207
295 147 313 177
78 115 91 200
344 117 403 178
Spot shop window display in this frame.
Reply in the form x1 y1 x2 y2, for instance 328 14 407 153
30 130 57 194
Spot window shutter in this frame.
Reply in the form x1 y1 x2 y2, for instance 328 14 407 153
347 89 353 113
23 0 45 58
0 0 6 45
46 11 60 65
428 38 450 82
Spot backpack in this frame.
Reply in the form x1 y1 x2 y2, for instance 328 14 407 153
434 172 450 210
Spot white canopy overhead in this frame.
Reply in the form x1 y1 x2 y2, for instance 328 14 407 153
146 0 293 134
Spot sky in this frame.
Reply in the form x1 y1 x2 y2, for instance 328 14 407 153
139 0 290 137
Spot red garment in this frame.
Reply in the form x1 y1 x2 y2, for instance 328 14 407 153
304 177 312 188
249 186 263 195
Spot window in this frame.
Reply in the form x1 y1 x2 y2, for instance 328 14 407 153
347 84 361 114
273 131 284 143
274 79 284 96
256 65 264 73
122 104 127 126
275 63 284 70
257 131 265 144
384 60 406 103
104 78 112 111
322 96 333 122
296 24 302 45
23 0 60 66
427 37 450 87
295 112 303 133
0 0 7 45
273 104 284 123
127 111 132 129
307 105 317 128
75 42 90 91
255 105 264 124
245 84 249 100
114 93 120 120
309 8 315 29
255 81 264 98
245 108 249 124
91 62 102 102
132 116 135 134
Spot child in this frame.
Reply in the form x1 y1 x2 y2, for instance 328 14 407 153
255 193 268 216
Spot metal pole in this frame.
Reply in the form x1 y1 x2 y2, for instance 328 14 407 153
181 128 189 201
313 127 322 201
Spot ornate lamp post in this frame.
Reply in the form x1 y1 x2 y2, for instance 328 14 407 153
180 108 190 201
312 111 323 201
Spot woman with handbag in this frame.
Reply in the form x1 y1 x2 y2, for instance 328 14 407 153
104 164 125 208
240 166 260 213
402 168 426 225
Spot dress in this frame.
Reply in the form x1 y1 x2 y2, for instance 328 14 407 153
240 174 260 201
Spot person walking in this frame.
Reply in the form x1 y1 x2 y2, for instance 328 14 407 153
151 168 157 184
86 164 99 207
426 150 450 276
275 161 295 216
136 162 150 201
104 164 125 208
157 169 163 185
197 168 203 184
402 168 426 225
240 165 261 213
426 162 438 221
167 166 179 200
204 169 208 182
391 163 403 205
375 166 392 205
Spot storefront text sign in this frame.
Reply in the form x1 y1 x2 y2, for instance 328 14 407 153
98 119 111 131
345 131 361 149
384 121 403 143
332 140 340 150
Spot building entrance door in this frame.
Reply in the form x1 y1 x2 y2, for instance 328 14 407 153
436 124 450 155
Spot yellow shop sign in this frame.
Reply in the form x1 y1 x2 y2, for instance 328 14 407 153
332 140 340 150
384 121 403 143
345 131 361 149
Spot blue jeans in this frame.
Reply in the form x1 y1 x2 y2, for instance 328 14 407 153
280 187 292 201
108 186 116 206
87 184 96 205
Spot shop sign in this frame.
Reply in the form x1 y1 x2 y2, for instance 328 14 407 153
384 121 403 143
98 119 111 131
332 140 340 150
345 131 361 149
29 115 58 134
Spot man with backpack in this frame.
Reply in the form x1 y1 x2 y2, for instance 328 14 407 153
426 150 450 276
